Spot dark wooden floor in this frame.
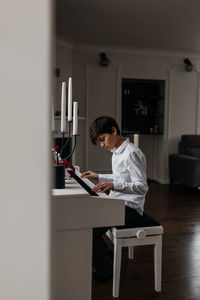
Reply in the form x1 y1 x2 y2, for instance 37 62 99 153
92 182 200 300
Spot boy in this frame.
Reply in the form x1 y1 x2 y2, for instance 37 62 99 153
81 116 151 282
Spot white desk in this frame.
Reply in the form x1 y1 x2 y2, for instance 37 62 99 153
52 177 125 300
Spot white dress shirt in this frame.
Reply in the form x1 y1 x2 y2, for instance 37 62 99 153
98 138 148 215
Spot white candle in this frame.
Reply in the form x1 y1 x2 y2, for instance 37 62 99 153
134 134 139 147
61 82 67 132
73 101 78 135
68 77 72 122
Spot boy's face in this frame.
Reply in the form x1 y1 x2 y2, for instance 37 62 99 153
97 127 117 151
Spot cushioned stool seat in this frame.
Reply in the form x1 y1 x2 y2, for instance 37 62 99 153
106 213 164 298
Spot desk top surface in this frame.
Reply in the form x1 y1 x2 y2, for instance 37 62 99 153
52 171 124 229
53 179 89 196
52 174 109 198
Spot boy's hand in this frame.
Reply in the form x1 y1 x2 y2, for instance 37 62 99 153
92 182 114 193
81 171 98 179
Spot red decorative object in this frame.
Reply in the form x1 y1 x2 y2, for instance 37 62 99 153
53 145 75 177
60 160 75 178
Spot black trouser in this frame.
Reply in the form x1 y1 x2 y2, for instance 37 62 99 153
93 206 159 274
92 207 140 274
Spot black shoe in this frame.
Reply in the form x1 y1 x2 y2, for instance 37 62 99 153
93 269 113 283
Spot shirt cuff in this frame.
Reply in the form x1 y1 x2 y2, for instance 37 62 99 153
113 181 123 191
98 174 104 181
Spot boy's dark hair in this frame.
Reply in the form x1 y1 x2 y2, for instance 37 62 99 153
89 116 120 145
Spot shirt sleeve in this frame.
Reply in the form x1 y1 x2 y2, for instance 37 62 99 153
113 151 149 195
98 173 114 182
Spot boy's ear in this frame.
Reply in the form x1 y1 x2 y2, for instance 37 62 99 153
111 127 117 135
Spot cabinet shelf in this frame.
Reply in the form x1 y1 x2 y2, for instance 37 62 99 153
121 78 165 135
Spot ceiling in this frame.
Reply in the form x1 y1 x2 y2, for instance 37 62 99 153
56 0 200 54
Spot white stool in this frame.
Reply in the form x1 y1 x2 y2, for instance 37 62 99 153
106 224 164 298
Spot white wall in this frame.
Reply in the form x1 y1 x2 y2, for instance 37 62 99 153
54 40 73 113
56 42 200 183
0 1 52 300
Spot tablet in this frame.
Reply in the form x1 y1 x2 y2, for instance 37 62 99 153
67 170 99 196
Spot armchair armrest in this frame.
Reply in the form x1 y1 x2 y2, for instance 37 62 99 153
169 154 200 187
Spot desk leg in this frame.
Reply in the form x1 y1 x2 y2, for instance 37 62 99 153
55 228 92 300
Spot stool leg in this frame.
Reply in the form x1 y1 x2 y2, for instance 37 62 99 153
128 246 134 259
154 235 162 292
113 238 122 298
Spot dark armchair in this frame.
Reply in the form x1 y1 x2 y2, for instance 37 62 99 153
169 135 200 187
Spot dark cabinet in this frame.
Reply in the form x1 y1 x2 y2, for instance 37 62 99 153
121 79 165 134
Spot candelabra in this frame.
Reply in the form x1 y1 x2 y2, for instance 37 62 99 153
60 121 78 161
52 77 78 189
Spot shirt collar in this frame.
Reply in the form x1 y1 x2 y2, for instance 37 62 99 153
111 138 130 154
